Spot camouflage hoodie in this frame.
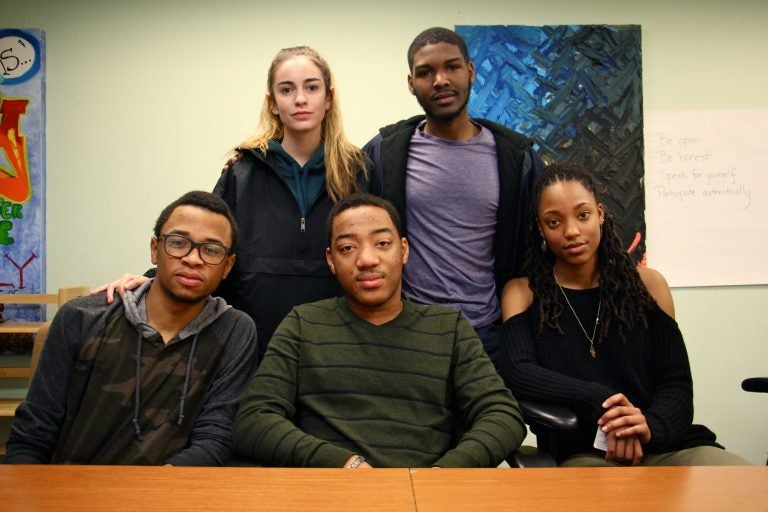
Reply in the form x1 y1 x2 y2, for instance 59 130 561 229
5 279 257 465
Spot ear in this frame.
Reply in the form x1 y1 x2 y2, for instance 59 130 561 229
222 254 236 280
407 74 415 95
597 203 605 224
468 61 476 84
267 93 278 115
325 247 336 274
150 236 159 265
400 237 409 265
325 86 334 111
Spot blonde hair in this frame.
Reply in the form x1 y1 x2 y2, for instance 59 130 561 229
237 46 366 202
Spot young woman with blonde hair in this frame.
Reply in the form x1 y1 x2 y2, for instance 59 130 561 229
97 46 369 361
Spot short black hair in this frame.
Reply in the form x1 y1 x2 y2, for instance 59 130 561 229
153 191 240 251
407 26 471 70
326 193 403 245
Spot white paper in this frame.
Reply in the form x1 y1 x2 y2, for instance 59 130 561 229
644 108 768 287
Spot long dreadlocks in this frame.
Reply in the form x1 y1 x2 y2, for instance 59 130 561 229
524 163 656 343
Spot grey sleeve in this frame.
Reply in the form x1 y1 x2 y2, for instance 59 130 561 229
4 305 84 464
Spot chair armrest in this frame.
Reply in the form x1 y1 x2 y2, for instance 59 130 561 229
506 445 557 468
742 377 768 393
519 399 579 431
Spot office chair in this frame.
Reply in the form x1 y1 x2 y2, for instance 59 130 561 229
741 377 768 465
506 399 579 468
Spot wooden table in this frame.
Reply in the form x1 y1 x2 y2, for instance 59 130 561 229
0 466 416 511
410 466 768 512
1 465 766 511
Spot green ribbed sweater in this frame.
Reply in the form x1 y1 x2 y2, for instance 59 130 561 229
234 297 525 467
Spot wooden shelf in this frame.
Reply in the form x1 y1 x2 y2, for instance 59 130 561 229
0 398 22 417
0 367 32 379
0 294 57 305
0 322 46 334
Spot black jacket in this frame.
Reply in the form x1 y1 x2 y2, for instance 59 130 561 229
213 148 368 361
363 115 542 296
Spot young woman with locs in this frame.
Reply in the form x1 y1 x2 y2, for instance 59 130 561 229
498 162 749 467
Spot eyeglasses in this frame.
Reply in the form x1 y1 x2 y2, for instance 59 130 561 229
159 234 231 265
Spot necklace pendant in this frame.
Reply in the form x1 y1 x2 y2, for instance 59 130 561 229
554 273 601 360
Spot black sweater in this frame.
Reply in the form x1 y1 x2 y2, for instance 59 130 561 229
499 287 719 460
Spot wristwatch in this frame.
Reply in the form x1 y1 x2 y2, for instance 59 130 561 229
346 455 366 469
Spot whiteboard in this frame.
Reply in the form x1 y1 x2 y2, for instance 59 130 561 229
644 108 768 287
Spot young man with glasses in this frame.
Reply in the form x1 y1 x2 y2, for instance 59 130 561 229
5 191 257 466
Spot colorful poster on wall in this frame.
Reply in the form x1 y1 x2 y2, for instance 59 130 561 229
457 25 645 262
0 28 46 353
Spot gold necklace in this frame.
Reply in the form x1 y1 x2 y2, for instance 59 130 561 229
554 274 601 358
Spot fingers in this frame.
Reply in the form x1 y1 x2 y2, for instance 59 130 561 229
605 430 631 463
222 152 244 174
92 274 147 305
599 405 640 434
600 407 652 445
602 392 631 409
90 284 108 295
615 436 630 462
91 282 115 303
631 437 644 466
615 422 652 445
605 429 618 461
615 436 643 466
600 406 636 426
605 431 643 465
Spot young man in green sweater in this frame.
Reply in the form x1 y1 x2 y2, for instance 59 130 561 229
234 193 525 468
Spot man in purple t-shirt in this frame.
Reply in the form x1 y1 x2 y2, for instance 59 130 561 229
364 27 544 367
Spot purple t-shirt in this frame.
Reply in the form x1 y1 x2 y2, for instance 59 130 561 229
403 122 500 328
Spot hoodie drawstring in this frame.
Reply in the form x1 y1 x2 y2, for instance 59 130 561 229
131 331 200 438
177 333 199 426
132 331 144 440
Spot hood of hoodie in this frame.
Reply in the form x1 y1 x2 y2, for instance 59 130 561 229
267 140 326 217
122 278 232 342
122 278 232 440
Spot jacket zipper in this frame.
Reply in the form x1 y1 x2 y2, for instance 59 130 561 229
300 217 306 233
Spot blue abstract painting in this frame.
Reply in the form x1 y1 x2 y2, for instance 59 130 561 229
457 25 645 260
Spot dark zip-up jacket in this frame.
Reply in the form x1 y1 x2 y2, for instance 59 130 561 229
213 148 369 361
363 115 543 297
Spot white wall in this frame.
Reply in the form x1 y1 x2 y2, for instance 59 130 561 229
3 0 767 464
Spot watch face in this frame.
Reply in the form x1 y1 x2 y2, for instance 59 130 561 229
0 29 42 85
